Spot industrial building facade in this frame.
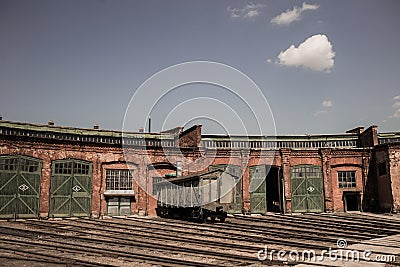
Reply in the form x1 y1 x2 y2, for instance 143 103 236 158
0 119 399 219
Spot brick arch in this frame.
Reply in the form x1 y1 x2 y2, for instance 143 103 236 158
0 153 42 161
102 160 139 167
331 163 363 169
52 157 92 163
148 161 176 170
0 153 44 162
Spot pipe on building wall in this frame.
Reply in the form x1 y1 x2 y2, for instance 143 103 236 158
145 160 149 216
280 167 286 214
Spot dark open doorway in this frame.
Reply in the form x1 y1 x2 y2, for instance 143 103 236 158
266 167 282 212
343 192 361 211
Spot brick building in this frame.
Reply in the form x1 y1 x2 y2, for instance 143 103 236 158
0 119 399 219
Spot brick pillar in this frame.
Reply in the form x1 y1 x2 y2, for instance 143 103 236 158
91 157 101 218
280 149 291 214
39 156 51 218
360 152 370 212
388 147 400 213
320 149 333 212
137 158 147 215
241 151 250 214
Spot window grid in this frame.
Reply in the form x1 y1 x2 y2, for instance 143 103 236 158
54 162 73 174
291 166 321 179
0 157 40 172
0 158 18 171
106 169 133 190
338 171 356 188
74 162 89 175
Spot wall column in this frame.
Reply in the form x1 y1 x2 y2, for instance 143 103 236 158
91 156 101 218
241 150 250 214
280 149 291 214
39 156 51 218
320 149 333 212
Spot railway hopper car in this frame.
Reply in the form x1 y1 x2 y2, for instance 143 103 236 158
154 169 240 222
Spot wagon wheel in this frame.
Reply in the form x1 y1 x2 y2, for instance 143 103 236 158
199 214 207 223
219 217 226 223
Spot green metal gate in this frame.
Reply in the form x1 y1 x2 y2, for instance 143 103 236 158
250 165 267 214
290 165 324 213
50 159 92 217
0 155 42 219
209 165 242 213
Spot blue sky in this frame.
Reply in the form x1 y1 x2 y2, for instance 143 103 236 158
1 0 399 134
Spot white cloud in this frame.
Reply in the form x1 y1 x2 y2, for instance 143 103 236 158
227 3 265 19
313 100 333 117
390 96 400 119
313 110 327 117
271 2 319 26
391 110 400 119
322 100 333 107
267 58 272 63
245 9 259 18
276 34 335 73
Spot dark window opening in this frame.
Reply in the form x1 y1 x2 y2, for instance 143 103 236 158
343 192 360 211
266 167 282 212
378 163 387 176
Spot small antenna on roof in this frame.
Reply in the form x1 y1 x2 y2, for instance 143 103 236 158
148 116 151 132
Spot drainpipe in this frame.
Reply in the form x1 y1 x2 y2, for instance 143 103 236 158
281 167 286 214
98 157 103 219
145 164 149 216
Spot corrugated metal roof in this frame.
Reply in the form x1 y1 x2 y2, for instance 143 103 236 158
0 120 175 139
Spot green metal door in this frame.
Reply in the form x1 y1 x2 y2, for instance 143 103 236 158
291 165 324 213
250 165 267 214
50 159 92 217
0 155 42 219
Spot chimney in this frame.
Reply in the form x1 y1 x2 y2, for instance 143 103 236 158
138 127 144 133
359 125 378 147
0 115 2 120
148 117 151 132
93 124 99 130
48 120 54 126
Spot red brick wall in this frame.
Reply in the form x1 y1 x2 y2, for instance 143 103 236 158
374 147 393 211
0 135 384 216
328 150 367 212
389 145 400 212
179 125 202 148
0 138 186 218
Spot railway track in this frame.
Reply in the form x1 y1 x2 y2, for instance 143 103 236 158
0 213 398 266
